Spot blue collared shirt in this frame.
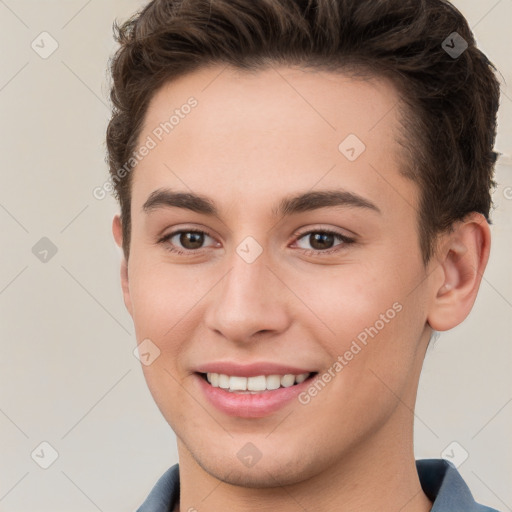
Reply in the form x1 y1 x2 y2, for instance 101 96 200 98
136 458 501 511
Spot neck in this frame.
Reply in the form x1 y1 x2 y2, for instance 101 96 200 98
174 409 432 512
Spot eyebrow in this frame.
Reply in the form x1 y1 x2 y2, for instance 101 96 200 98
142 187 381 218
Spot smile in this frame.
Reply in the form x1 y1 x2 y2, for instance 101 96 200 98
195 371 319 418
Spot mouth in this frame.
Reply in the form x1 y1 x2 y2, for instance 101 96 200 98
194 370 320 417
196 371 319 394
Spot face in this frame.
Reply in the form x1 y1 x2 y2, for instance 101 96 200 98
117 65 436 487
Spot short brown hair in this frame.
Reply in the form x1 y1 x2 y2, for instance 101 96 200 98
106 0 501 263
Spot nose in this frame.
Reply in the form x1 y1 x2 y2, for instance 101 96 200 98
203 246 291 344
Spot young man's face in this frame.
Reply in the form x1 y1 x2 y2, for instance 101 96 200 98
115 65 437 486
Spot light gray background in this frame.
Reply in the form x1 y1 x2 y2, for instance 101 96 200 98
0 1 510 510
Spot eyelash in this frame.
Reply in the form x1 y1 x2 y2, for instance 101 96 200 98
157 228 355 257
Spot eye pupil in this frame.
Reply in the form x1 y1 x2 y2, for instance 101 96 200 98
310 233 334 250
181 232 204 249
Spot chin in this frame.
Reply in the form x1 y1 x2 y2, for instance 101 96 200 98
191 444 322 489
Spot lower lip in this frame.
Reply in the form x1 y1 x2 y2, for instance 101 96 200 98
195 373 317 418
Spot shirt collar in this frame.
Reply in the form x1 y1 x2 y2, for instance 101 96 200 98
416 459 498 511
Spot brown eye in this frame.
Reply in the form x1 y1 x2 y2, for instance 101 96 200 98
308 232 336 250
178 231 205 250
294 229 354 255
158 229 217 254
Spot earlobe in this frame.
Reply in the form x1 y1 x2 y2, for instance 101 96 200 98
427 213 491 332
112 215 133 316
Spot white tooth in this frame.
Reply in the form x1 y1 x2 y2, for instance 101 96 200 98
218 374 230 389
266 375 281 390
213 372 310 391
295 373 309 384
229 376 248 391
280 374 295 387
247 375 267 391
210 373 219 387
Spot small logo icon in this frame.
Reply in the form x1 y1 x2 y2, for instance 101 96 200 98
133 338 161 366
31 441 59 469
31 31 59 59
503 186 512 200
236 236 263 264
441 441 469 468
237 442 262 468
32 237 58 263
442 32 468 59
338 134 366 161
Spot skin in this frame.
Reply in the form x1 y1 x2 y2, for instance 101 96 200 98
112 65 490 512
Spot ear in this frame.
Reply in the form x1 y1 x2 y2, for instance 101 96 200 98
112 214 133 316
427 212 491 331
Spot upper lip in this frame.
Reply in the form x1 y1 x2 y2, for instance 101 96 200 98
195 362 316 377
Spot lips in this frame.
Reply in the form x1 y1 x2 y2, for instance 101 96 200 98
195 362 318 418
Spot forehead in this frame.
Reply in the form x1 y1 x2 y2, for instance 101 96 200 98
132 65 416 219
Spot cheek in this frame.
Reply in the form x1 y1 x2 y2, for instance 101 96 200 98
128 260 200 415
289 263 396 337
294 257 425 378
128 258 206 340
